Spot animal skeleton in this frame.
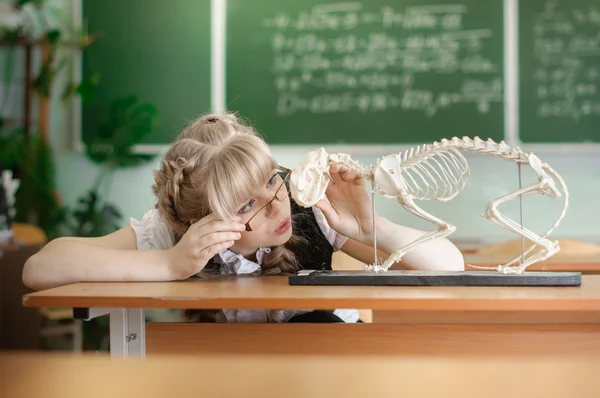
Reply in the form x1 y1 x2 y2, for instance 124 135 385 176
289 137 569 274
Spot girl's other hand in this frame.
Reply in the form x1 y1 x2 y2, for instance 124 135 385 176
315 163 375 244
166 213 246 279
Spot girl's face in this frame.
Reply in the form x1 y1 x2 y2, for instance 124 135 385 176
230 170 293 259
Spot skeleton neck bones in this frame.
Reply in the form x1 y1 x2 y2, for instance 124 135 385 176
289 137 569 274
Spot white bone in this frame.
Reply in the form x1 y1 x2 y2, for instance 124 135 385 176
289 137 569 274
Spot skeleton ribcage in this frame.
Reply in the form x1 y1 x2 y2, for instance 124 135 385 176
399 146 470 201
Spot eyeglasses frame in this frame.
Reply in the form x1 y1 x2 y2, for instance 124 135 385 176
244 166 292 232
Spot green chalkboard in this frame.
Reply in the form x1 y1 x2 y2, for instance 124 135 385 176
519 0 600 143
81 0 212 146
226 0 505 145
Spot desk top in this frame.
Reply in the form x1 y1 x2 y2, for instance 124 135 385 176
3 352 600 398
22 274 600 312
464 254 600 273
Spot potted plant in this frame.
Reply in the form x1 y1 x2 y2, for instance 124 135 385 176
60 94 158 238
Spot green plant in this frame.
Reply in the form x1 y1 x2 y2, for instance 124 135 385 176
0 128 66 239
0 95 159 239
86 95 157 168
0 0 102 104
0 0 103 240
63 189 122 238
59 95 158 238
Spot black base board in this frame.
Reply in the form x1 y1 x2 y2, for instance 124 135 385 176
288 270 582 287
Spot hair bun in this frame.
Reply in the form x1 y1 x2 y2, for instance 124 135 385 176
202 113 239 126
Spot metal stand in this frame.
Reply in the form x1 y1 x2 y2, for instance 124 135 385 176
371 180 378 266
75 307 146 357
518 163 525 264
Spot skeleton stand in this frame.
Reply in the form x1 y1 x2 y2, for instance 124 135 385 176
518 163 525 265
371 180 378 267
290 165 579 287
288 143 579 286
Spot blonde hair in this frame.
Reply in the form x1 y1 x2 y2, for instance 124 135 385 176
152 112 306 277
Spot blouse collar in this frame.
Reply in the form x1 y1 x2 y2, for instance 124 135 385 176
213 246 272 275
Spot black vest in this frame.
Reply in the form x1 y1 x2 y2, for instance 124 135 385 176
288 197 334 271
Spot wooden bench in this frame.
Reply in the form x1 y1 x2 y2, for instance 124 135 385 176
22 275 600 360
3 351 600 397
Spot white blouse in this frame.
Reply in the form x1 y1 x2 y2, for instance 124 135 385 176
129 206 360 323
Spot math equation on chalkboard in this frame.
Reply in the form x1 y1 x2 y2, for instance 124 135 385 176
520 0 600 142
227 0 504 144
262 3 502 117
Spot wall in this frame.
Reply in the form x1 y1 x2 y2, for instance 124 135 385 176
53 145 600 248
44 1 600 248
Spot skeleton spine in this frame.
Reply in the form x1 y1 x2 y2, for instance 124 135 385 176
429 136 529 163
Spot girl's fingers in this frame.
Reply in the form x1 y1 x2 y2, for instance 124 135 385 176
191 213 243 229
328 163 343 184
315 199 340 228
199 239 235 261
198 231 242 247
330 163 362 182
341 169 358 181
329 163 353 184
191 212 219 228
195 220 246 239
329 163 342 173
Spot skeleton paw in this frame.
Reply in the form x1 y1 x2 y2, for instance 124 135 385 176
481 208 495 220
546 240 560 256
363 264 390 273
496 265 523 275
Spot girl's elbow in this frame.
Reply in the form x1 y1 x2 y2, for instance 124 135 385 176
22 246 62 291
22 253 44 290
436 239 465 270
447 250 465 271
422 241 465 271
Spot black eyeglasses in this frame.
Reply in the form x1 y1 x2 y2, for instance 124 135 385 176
245 166 291 232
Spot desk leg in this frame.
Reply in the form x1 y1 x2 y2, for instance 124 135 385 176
75 307 146 357
109 308 146 357
126 308 145 357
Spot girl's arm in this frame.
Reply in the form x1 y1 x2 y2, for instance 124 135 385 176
340 217 464 271
23 213 246 291
339 220 464 271
22 227 174 291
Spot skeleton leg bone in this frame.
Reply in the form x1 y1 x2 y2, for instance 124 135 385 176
488 173 566 271
480 178 560 274
365 195 457 273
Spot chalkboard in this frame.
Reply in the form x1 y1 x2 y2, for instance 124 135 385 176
519 0 600 143
226 0 505 144
81 0 212 146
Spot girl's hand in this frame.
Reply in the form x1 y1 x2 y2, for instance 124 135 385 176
315 163 376 244
166 214 246 280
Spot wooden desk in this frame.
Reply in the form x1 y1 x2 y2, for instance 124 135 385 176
22 275 600 358
464 254 600 274
3 352 600 398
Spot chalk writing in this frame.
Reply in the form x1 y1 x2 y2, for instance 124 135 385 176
532 0 600 120
261 2 503 117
